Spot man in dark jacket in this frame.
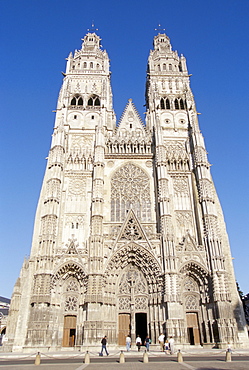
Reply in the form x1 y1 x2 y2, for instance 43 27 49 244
100 336 109 356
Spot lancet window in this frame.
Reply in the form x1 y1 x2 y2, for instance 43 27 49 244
174 98 185 110
111 163 151 222
160 97 171 109
87 95 101 107
70 94 83 106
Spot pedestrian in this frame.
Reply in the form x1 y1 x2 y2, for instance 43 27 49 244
164 339 169 354
126 334 131 351
144 335 150 351
135 335 142 351
100 335 109 356
158 333 165 351
169 336 174 354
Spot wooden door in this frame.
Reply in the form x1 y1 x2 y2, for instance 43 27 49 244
118 314 130 345
62 315 76 347
186 312 200 345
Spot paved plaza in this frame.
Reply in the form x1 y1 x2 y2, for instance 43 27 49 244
0 347 249 370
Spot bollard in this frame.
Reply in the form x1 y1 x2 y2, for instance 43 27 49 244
143 350 149 363
35 352 41 366
225 349 232 362
177 349 183 363
84 350 90 364
119 350 125 363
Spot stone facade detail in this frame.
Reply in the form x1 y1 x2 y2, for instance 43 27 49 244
5 30 248 352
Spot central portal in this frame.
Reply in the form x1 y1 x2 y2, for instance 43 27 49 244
135 313 147 344
118 266 149 346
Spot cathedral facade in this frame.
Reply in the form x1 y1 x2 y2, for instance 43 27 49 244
6 31 248 352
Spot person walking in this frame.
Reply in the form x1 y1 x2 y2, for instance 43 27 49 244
169 336 174 354
100 336 109 356
126 334 131 351
158 333 165 351
144 335 150 351
135 335 142 351
164 339 169 354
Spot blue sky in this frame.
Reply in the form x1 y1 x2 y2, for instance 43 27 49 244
1 0 249 298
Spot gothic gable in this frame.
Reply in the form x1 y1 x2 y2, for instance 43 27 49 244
65 239 79 255
117 99 145 133
177 233 207 269
117 209 149 241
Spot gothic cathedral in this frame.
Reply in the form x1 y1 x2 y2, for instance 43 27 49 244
6 30 248 352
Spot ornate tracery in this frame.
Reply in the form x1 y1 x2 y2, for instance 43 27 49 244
118 267 148 312
111 163 151 222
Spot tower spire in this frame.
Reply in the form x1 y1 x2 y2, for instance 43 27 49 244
87 21 98 33
154 23 166 33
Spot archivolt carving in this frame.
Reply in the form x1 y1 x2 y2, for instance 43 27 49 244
51 262 87 289
180 262 209 286
105 243 162 290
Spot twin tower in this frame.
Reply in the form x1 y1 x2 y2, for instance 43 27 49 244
6 30 248 351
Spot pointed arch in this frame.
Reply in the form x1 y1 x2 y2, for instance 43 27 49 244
104 242 163 297
51 262 87 289
87 95 101 107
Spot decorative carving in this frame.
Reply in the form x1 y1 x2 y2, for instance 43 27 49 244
68 178 86 196
172 176 189 195
185 294 198 310
65 296 78 311
183 276 199 292
66 280 79 292
111 163 151 222
121 217 143 241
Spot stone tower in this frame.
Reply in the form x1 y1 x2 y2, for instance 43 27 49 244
6 30 248 352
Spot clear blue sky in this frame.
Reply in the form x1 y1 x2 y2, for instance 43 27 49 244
1 0 249 298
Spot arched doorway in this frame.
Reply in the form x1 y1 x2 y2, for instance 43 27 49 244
183 276 202 345
118 267 148 345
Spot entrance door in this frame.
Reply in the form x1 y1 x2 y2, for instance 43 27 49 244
186 312 200 345
118 314 131 345
135 313 147 345
63 315 76 347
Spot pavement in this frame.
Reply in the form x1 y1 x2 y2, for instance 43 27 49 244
0 347 249 370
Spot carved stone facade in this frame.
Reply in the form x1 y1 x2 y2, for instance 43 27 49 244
5 30 248 352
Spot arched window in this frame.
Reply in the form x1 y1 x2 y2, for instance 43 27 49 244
169 64 172 71
166 98 170 109
95 97 100 106
160 98 165 109
71 97 76 106
83 62 87 68
180 99 185 110
174 99 179 109
163 63 166 70
87 95 101 107
111 163 151 222
158 64 161 71
90 62 93 68
96 63 100 69
70 95 83 106
88 97 93 106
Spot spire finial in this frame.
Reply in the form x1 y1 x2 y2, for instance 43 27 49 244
87 21 99 33
154 23 166 33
